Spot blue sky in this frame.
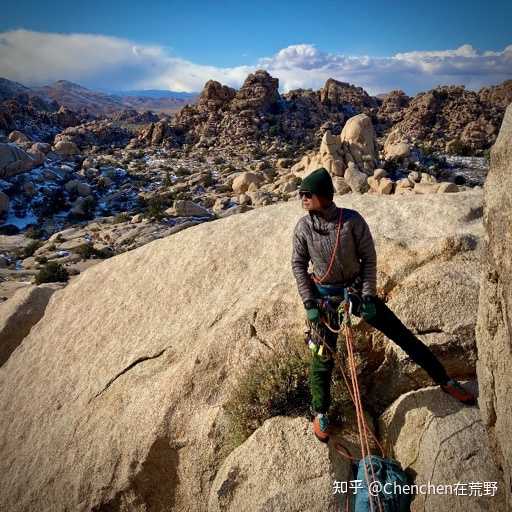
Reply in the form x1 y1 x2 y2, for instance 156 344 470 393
1 0 511 94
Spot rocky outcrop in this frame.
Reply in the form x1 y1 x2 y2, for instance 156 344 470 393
379 385 507 511
478 79 512 110
291 113 378 182
197 81 236 112
475 102 512 507
0 90 84 142
376 90 410 128
108 109 160 124
292 116 467 196
387 85 506 154
131 73 380 153
320 78 379 114
136 119 173 146
0 283 64 366
339 114 378 174
53 119 132 150
0 190 486 511
128 72 510 158
230 70 279 113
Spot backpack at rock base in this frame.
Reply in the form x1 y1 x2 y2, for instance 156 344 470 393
349 454 411 512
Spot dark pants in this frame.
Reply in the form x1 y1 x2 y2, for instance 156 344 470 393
309 295 450 414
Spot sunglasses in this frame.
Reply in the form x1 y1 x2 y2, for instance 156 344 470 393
299 191 313 199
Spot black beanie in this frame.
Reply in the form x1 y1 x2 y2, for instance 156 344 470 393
299 167 334 198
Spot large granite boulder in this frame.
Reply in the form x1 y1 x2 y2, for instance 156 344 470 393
475 102 512 507
0 191 486 511
379 385 506 511
208 416 349 512
0 142 35 177
340 113 378 175
292 114 380 182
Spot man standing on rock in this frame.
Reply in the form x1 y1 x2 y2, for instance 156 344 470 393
291 167 476 443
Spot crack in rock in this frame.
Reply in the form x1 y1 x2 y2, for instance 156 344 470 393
249 321 275 352
89 349 167 402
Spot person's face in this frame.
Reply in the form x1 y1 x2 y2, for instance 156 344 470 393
299 191 326 211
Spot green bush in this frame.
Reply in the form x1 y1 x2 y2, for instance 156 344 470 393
113 212 131 224
416 142 435 158
268 125 280 137
163 171 174 187
222 331 351 451
23 239 43 258
75 243 111 260
201 172 215 188
35 261 69 284
24 225 44 239
142 195 169 220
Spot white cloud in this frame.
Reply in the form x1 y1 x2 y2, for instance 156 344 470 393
0 29 510 96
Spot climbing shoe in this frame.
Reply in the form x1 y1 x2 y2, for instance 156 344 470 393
440 379 476 406
313 413 330 443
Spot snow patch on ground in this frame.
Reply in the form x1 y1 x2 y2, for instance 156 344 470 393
3 207 38 229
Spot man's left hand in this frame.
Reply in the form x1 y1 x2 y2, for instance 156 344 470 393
361 295 377 321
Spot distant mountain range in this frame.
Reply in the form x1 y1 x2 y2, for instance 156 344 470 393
0 78 199 116
106 89 198 100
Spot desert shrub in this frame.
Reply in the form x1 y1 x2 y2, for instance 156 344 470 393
37 188 67 216
268 125 280 137
24 225 44 239
113 212 131 224
67 196 97 221
35 261 69 284
175 166 189 177
141 195 169 220
416 142 435 158
163 170 174 187
446 138 471 156
23 239 43 258
75 243 111 260
222 330 351 451
201 172 215 188
251 146 264 159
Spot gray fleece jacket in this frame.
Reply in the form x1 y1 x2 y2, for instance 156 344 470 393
291 200 377 305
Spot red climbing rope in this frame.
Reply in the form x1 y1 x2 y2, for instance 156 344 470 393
319 299 385 512
312 208 343 285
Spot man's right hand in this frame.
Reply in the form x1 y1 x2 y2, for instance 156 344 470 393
304 300 320 323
